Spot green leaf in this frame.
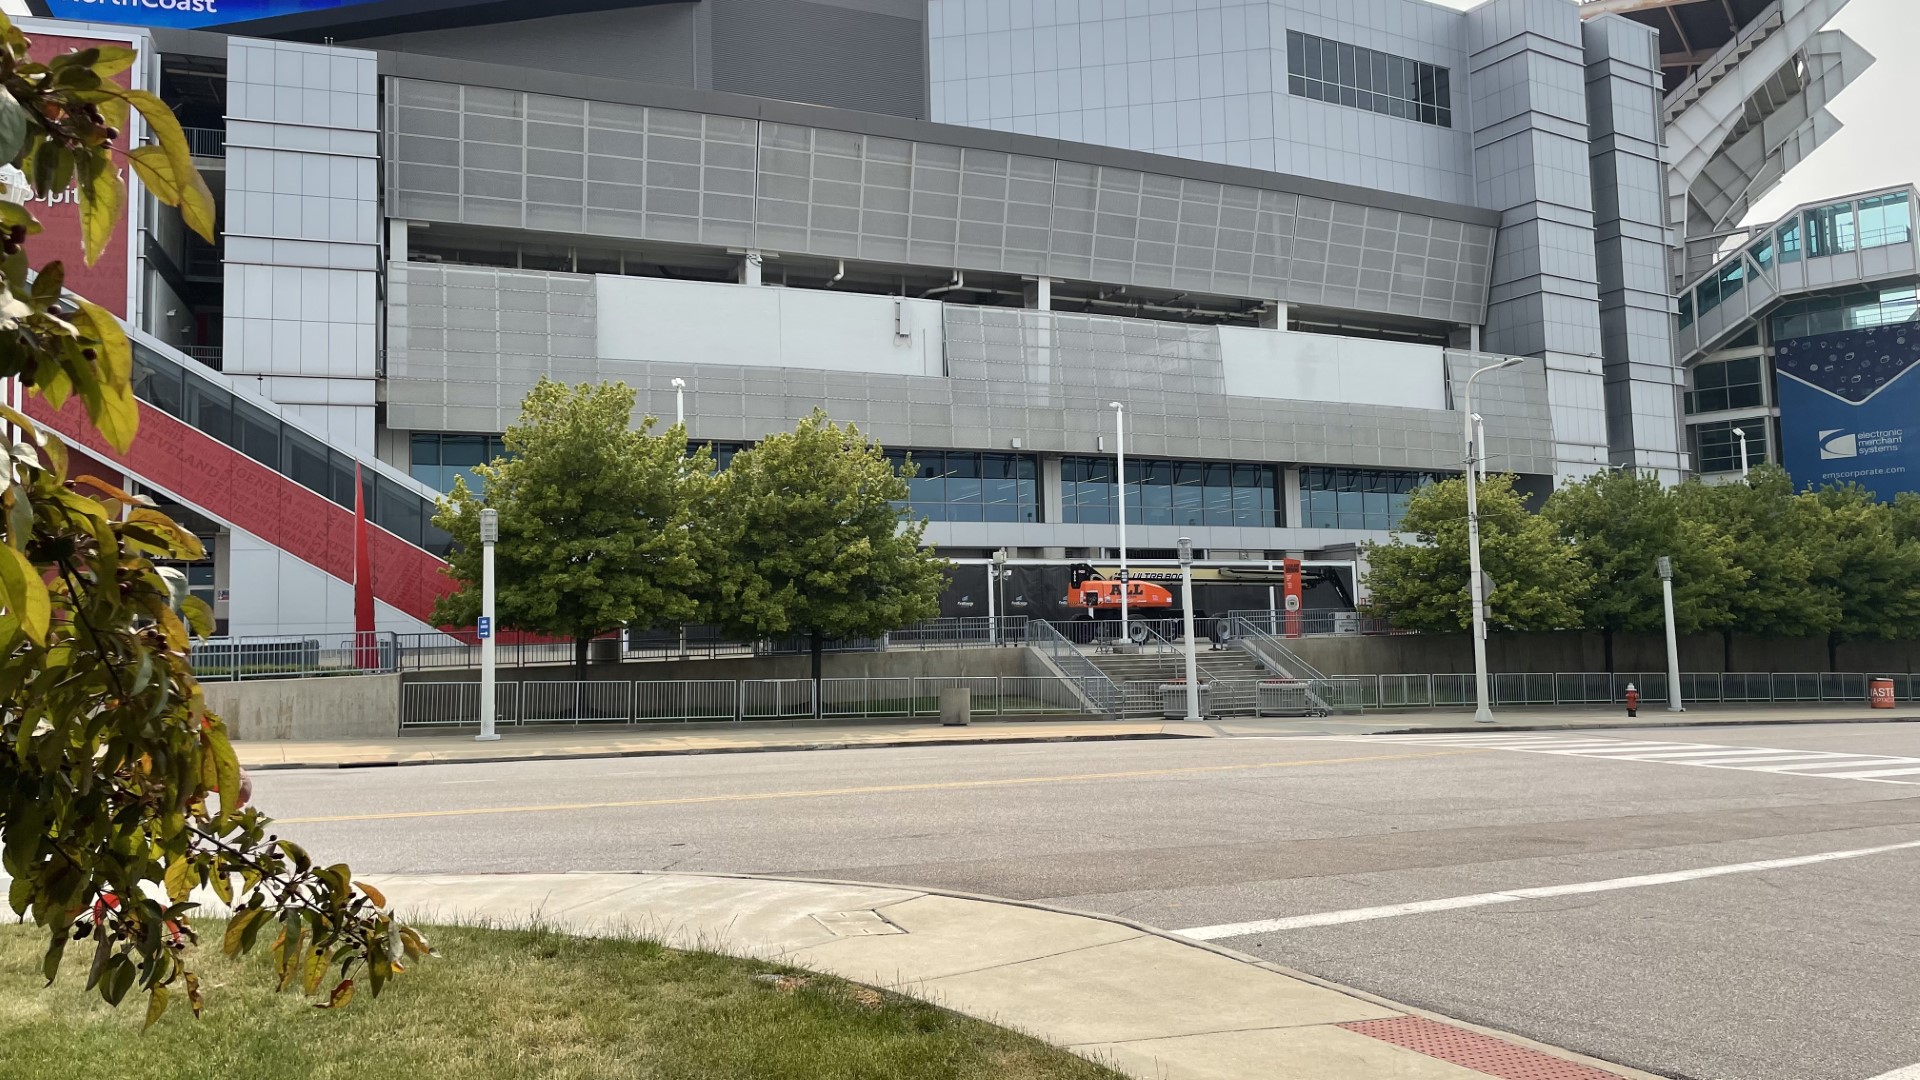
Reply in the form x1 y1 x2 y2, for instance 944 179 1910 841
0 94 28 166
302 945 329 995
124 144 181 204
142 985 170 1030
88 45 139 79
28 260 61 305
0 544 50 646
100 954 136 1006
4 484 32 552
220 910 260 957
109 88 215 242
181 595 214 639
40 932 65 986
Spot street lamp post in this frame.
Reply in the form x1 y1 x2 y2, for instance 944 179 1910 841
476 508 501 742
671 377 686 429
1464 357 1524 724
1178 537 1200 721
1732 426 1749 478
1659 555 1684 713
1108 401 1130 645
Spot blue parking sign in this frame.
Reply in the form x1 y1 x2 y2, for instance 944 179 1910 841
477 616 492 640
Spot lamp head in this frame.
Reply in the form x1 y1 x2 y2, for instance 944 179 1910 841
1108 401 1123 411
1731 427 1745 438
1177 537 1193 565
671 377 686 388
479 508 499 543
1494 357 1524 371
991 548 1007 566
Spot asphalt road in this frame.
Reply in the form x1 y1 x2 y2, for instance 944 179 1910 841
254 722 1920 1080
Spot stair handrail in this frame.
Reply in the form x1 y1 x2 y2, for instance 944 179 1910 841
1226 616 1331 681
1023 619 1121 716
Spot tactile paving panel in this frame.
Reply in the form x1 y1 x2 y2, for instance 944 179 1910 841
1337 1016 1626 1080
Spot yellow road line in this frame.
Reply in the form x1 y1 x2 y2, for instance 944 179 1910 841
277 749 1486 824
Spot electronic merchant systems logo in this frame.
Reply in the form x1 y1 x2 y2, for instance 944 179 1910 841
1820 430 1858 460
1819 428 1904 461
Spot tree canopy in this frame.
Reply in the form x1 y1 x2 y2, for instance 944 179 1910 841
0 22 412 1024
702 410 946 682
1367 464 1920 668
433 377 708 673
1363 473 1591 633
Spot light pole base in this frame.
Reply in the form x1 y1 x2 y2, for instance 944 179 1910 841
1473 709 1496 724
1667 706 1686 713
474 732 503 742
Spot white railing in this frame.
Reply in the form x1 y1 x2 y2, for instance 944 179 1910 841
191 632 397 680
1023 620 1121 715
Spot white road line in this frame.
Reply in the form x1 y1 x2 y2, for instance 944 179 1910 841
1823 767 1920 780
1173 838 1920 941
1865 1065 1920 1080
1746 758 1919 773
1342 733 1920 785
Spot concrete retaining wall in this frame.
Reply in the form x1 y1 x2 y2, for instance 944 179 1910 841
204 674 400 740
1285 633 1920 676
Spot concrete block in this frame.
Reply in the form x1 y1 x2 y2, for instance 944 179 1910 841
941 686 972 726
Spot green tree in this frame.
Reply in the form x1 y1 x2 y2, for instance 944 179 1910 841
704 410 946 689
0 23 413 1022
433 378 707 676
1674 466 1833 665
1544 469 1746 671
1803 483 1920 670
1363 473 1590 633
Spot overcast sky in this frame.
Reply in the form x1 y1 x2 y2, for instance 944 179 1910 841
6 0 1907 226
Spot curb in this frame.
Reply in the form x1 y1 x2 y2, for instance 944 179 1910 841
574 867 1666 1080
242 729 1206 771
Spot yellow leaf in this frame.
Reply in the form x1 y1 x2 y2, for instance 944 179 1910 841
302 946 328 995
206 723 241 827
127 507 202 559
142 985 169 1031
109 90 215 242
0 544 49 646
220 907 264 957
88 45 138 79
73 300 135 452
315 978 354 1010
162 859 193 903
355 881 387 907
124 145 181 204
79 153 121 267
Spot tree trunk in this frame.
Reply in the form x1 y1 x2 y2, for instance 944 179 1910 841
1722 629 1734 673
1602 628 1615 676
810 631 825 719
1828 633 1841 674
574 635 590 681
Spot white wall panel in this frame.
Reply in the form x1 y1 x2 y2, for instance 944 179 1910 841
596 277 945 378
1218 327 1447 411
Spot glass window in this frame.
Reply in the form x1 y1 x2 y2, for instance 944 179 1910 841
1299 467 1438 530
1771 284 1920 340
1062 456 1276 527
1677 291 1694 330
1806 202 1857 258
1858 192 1912 249
1684 356 1765 415
887 451 1037 523
1286 30 1450 128
1778 218 1802 263
130 346 184 418
374 475 423 547
284 426 331 497
1751 235 1774 274
185 381 233 448
232 397 280 469
1689 419 1769 474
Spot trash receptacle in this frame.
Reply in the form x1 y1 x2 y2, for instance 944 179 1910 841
940 686 972 726
1160 680 1210 719
1256 679 1327 717
1871 677 1896 709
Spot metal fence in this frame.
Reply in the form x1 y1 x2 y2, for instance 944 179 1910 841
183 126 226 158
1307 672 1914 711
398 674 1100 728
190 632 398 680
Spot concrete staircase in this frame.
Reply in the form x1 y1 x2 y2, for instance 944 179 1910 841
1083 643 1270 717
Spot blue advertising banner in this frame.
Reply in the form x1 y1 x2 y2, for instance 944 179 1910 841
1775 322 1920 501
39 0 385 30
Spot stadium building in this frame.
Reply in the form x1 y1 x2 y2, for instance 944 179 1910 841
9 0 1876 637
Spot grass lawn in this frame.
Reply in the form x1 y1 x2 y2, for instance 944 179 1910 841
0 922 1123 1080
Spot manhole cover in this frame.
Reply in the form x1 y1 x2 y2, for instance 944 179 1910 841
1338 1016 1625 1079
809 910 905 937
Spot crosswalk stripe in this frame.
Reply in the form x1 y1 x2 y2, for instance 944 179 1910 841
1343 732 1920 785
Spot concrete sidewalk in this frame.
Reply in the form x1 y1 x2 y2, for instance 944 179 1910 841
366 870 1654 1080
233 704 1917 769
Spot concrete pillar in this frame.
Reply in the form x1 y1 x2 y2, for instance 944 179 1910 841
1041 455 1064 525
1258 303 1288 330
388 218 409 262
1281 465 1303 529
740 250 764 286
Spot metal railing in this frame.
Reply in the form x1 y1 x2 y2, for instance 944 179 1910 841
399 674 1103 728
182 344 223 369
190 632 398 680
1276 672 1915 711
1220 609 1397 638
1023 619 1121 715
182 126 226 158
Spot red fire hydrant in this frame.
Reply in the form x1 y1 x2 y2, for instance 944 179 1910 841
1625 683 1639 718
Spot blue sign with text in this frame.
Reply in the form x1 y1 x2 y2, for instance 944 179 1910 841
476 616 492 641
1776 322 1920 501
41 0 384 30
